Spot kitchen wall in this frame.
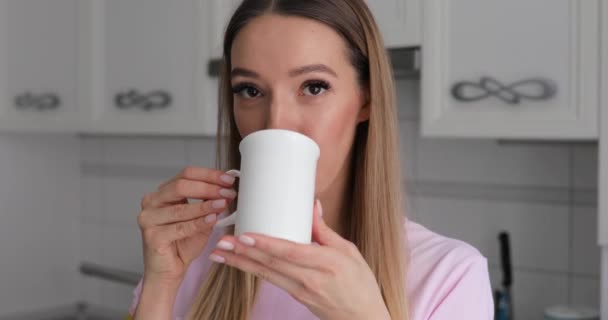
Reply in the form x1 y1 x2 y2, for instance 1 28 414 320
0 134 80 316
78 79 601 318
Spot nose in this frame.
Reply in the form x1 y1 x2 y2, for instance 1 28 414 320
265 92 298 131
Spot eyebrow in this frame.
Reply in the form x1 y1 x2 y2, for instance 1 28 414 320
231 64 338 79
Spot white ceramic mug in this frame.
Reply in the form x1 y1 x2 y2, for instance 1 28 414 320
214 129 320 244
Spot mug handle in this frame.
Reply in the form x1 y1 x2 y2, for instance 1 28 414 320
215 169 240 228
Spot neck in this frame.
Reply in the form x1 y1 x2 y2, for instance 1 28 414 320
317 151 354 239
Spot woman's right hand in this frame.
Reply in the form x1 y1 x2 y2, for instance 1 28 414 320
137 166 238 283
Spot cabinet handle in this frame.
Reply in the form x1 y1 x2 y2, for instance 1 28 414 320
14 92 61 111
114 89 172 111
451 76 556 104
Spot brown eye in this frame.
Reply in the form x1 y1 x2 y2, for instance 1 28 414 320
303 80 330 96
232 84 262 99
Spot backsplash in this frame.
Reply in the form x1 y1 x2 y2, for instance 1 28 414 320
78 79 600 318
0 134 81 316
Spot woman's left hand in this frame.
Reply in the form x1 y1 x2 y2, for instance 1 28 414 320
209 199 391 320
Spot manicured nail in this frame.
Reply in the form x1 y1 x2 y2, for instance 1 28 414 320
211 199 227 209
220 174 235 185
239 235 255 246
204 214 217 224
209 254 225 263
219 188 237 199
316 199 323 217
216 240 235 251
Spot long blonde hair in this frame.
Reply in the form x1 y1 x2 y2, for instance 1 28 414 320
188 1 410 319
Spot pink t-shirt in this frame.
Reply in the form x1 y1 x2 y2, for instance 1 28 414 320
128 219 494 319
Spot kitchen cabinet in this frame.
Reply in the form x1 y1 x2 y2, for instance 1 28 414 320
202 0 242 138
0 0 80 133
208 0 241 59
79 0 216 136
599 1 608 317
205 0 422 56
421 0 600 140
0 0 419 136
366 0 421 48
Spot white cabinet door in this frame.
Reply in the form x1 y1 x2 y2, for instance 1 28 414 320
80 0 215 135
599 0 608 315
0 0 80 133
206 1 422 51
421 0 599 140
208 0 241 59
200 0 241 137
366 0 421 48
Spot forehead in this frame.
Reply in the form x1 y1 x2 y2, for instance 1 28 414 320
230 14 351 74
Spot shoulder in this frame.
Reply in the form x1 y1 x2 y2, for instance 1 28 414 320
404 220 494 320
405 219 485 270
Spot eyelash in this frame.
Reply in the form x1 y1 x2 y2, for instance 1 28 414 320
231 80 331 99
231 82 261 99
302 80 331 96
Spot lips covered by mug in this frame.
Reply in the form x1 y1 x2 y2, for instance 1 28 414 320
214 129 320 244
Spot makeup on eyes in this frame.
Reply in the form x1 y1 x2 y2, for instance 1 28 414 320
231 82 262 98
231 79 332 99
301 80 331 96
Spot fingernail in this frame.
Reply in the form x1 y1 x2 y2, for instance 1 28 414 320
204 214 217 224
219 188 237 199
209 254 225 263
216 240 235 251
316 199 323 217
220 174 235 185
239 235 255 246
211 199 227 208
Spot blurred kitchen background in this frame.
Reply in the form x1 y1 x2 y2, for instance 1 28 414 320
0 1 605 319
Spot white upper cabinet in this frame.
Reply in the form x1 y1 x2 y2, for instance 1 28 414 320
600 0 608 247
366 0 421 48
79 0 216 136
206 1 423 53
200 0 241 137
209 0 241 59
421 0 600 140
601 0 608 309
0 0 80 133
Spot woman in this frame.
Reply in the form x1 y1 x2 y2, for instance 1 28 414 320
128 1 494 319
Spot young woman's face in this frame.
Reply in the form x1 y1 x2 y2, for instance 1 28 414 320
230 14 369 195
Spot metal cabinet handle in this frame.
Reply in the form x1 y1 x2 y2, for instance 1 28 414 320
14 92 61 111
451 76 557 104
115 89 172 111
